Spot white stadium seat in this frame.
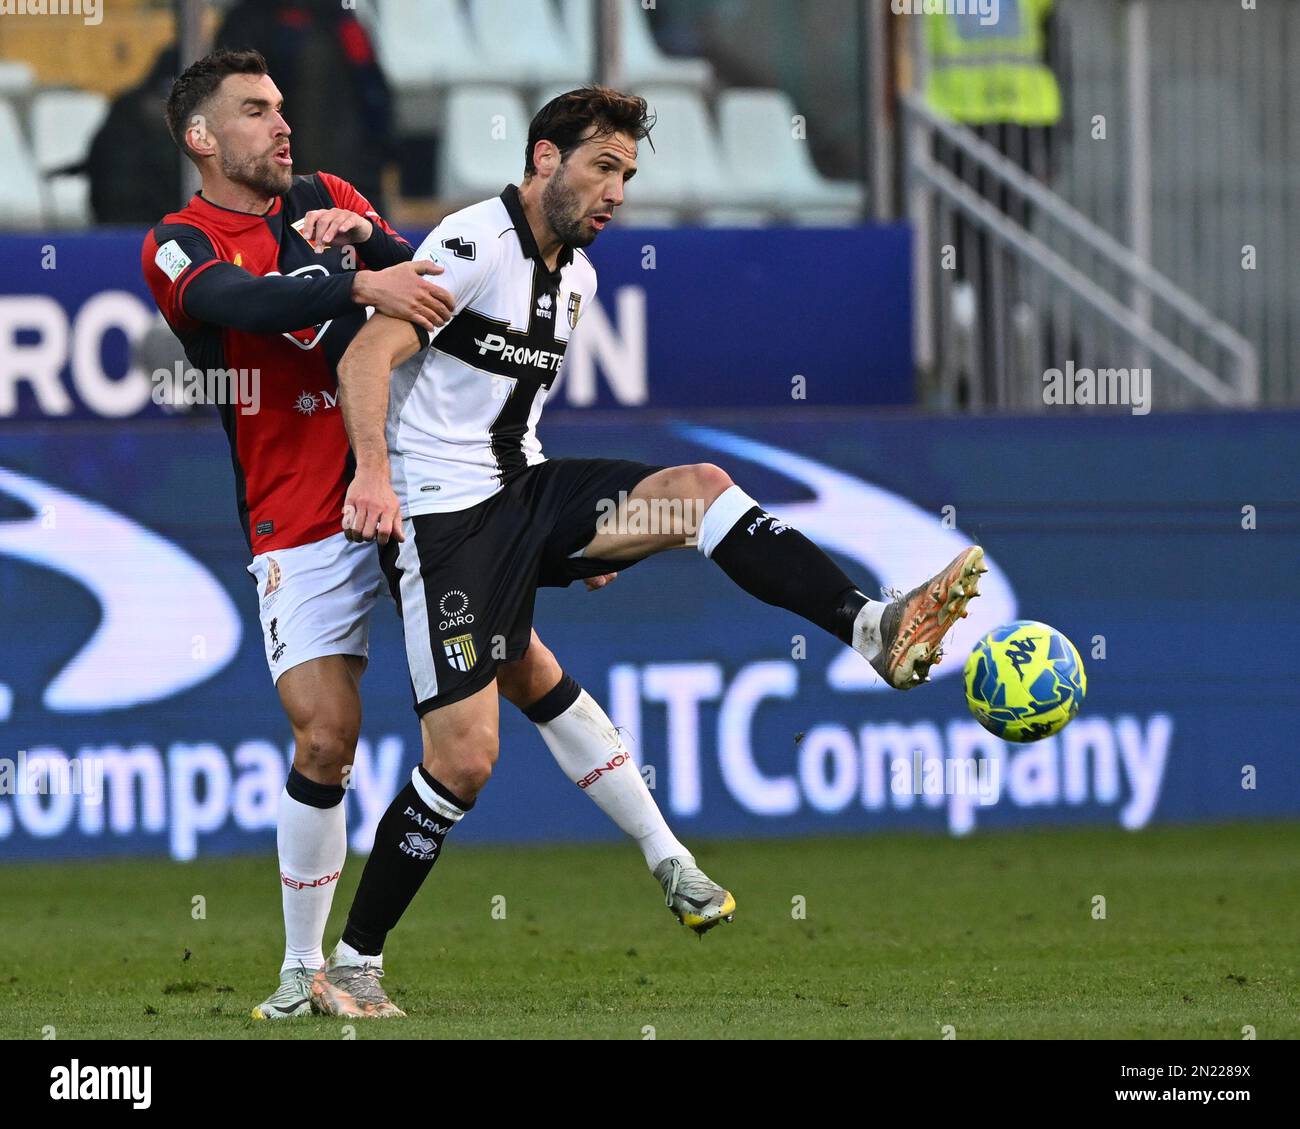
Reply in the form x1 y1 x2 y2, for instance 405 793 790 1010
437 85 532 200
376 0 496 89
717 88 864 223
465 0 587 87
32 90 108 171
32 89 109 226
631 85 767 223
0 60 36 98
0 101 44 227
558 0 712 89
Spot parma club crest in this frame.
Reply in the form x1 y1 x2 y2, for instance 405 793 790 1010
567 291 582 330
443 633 477 673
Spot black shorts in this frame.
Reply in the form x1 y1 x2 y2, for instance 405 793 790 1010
379 458 662 715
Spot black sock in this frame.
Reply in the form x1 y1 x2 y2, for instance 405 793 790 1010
340 765 473 956
710 506 870 645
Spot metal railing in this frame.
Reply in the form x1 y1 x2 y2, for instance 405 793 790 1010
902 91 1258 412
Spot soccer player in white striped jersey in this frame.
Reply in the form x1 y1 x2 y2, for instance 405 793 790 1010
317 87 983 1017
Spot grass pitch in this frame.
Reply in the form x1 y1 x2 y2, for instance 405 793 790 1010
3 823 1297 1039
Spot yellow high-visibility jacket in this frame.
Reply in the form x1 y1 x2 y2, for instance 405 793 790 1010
925 0 1062 126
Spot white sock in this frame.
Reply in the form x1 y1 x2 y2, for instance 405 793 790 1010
536 687 689 870
695 484 760 558
852 598 886 662
330 938 377 968
278 787 347 973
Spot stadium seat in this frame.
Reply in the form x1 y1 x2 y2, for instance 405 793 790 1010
437 86 532 200
375 0 496 90
32 89 109 226
0 60 36 98
717 89 865 222
0 101 44 227
558 0 713 89
631 85 769 222
465 0 587 87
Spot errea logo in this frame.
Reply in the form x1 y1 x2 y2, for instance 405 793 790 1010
535 292 554 320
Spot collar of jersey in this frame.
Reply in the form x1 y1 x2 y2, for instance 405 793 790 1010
191 190 284 224
500 183 573 281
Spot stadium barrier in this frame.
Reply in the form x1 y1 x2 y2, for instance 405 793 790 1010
0 225 911 422
1 409 1296 860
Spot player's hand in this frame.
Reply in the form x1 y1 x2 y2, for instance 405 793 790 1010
584 572 618 591
300 208 372 248
355 261 455 333
342 468 405 545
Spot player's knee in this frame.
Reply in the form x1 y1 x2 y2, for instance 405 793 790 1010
425 722 498 800
687 462 734 507
498 640 559 709
295 720 358 783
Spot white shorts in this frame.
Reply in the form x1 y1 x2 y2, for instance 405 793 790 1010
246 532 387 683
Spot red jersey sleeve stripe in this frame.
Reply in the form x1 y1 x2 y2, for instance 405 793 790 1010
174 258 223 323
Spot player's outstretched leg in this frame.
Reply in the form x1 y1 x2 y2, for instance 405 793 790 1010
497 633 736 936
252 656 362 1021
583 466 985 691
312 680 497 1018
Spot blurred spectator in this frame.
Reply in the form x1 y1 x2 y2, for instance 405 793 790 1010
86 47 183 224
215 0 394 210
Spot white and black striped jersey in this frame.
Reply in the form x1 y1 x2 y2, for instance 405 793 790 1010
387 184 597 515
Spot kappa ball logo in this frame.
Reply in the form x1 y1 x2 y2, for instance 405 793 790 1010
438 589 474 630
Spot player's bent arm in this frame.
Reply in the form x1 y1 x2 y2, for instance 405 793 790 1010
337 313 423 544
180 261 362 335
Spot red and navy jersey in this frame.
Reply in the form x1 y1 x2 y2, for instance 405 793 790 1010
141 172 412 553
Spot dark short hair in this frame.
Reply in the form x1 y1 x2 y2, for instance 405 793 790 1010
525 85 654 176
164 48 268 159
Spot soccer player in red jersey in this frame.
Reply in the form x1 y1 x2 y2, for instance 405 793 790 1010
142 51 723 1021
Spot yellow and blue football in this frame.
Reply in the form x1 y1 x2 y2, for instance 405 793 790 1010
963 620 1086 743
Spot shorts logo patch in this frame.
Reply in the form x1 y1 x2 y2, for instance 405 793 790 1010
264 557 282 599
442 633 477 673
438 590 475 630
256 520 274 536
269 617 287 664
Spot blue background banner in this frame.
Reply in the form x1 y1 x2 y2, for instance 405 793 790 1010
1 409 1296 860
0 225 912 421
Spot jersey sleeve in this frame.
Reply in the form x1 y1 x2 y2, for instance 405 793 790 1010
141 223 222 330
142 219 359 335
407 221 494 350
315 171 413 270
